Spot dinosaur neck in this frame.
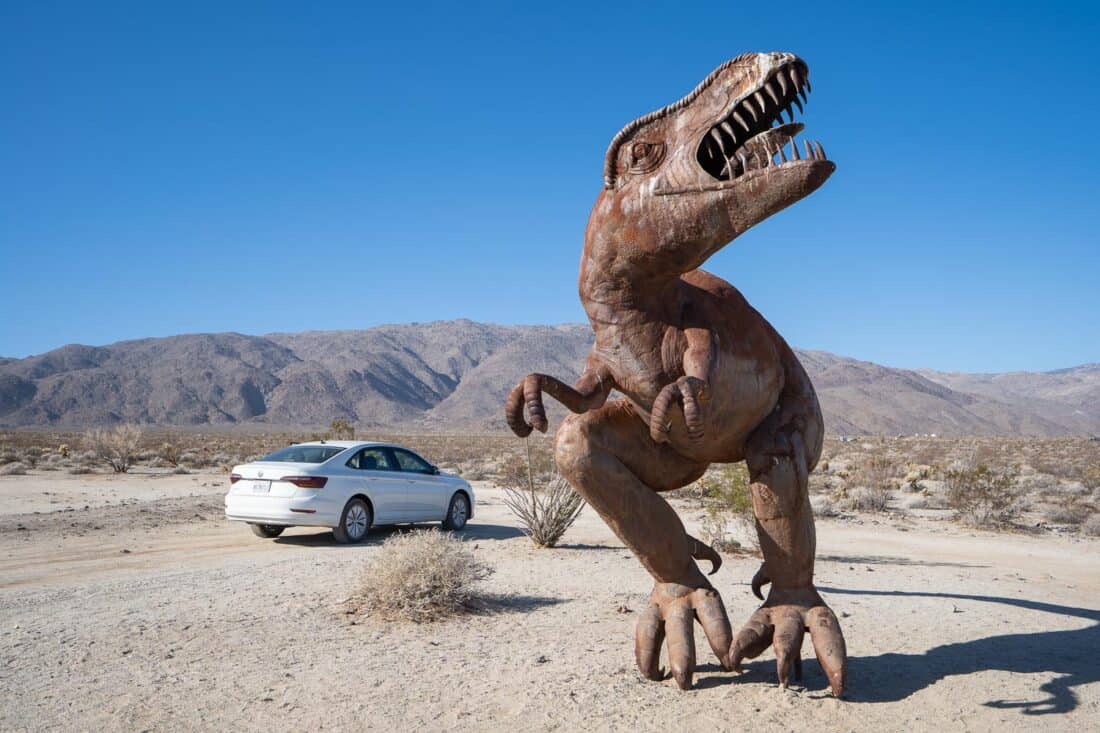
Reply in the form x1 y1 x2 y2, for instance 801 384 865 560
579 255 681 329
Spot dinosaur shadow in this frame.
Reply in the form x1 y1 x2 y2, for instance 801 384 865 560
818 554 988 569
817 587 1100 714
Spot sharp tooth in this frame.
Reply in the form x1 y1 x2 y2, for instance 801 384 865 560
815 141 826 159
776 72 788 97
798 88 808 104
792 97 803 115
743 101 758 122
754 91 767 114
737 152 748 170
765 81 780 105
791 65 804 90
720 121 738 144
805 78 812 93
804 140 814 159
709 128 727 153
778 143 787 163
732 109 750 132
790 139 801 160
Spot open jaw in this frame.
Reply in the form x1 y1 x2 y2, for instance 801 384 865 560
697 58 827 182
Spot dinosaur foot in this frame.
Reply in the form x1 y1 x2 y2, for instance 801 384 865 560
635 582 733 690
730 585 847 696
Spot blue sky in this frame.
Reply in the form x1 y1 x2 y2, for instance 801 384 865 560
1 1 1097 372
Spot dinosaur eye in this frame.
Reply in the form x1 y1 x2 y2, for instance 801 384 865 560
627 141 665 173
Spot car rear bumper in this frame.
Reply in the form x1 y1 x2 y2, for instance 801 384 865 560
224 492 340 527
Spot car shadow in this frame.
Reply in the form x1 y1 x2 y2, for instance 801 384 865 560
272 522 525 547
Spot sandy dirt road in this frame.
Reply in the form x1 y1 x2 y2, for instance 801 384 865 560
1 470 1097 731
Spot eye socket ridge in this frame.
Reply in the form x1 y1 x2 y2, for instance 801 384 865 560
626 141 665 174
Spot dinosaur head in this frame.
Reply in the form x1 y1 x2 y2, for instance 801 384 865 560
591 52 834 275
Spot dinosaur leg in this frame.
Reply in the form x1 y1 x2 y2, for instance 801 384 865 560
729 363 848 696
555 400 732 690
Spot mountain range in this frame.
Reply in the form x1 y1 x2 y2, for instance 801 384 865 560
0 320 1096 436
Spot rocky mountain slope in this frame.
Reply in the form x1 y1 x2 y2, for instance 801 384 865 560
0 320 1095 436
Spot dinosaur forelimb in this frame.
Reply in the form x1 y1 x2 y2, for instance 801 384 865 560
505 365 613 437
649 376 709 443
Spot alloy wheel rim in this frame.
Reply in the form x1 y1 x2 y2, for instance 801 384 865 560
452 499 467 525
346 505 368 539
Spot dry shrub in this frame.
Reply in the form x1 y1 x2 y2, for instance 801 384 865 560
158 441 183 467
846 454 896 512
1042 494 1091 525
0 461 28 476
697 463 757 551
811 493 841 517
85 425 143 473
1082 514 1100 537
504 474 585 548
945 464 1020 528
350 530 491 623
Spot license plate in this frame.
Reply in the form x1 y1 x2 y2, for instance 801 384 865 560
251 480 271 493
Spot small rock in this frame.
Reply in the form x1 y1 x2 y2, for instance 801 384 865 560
120 549 131 554
534 654 548 664
615 603 633 614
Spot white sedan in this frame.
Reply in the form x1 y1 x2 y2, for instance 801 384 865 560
224 440 475 543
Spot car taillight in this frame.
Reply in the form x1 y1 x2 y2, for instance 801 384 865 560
281 475 327 489
229 473 242 484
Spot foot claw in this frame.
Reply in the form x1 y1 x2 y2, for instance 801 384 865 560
730 586 847 695
634 583 732 689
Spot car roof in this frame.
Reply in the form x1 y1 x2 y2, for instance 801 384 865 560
292 440 392 450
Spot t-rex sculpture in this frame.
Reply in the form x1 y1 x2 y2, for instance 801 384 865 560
505 51 847 694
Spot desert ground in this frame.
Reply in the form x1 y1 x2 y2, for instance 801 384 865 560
1 460 1098 732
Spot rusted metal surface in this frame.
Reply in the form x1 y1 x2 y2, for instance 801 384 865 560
505 52 846 694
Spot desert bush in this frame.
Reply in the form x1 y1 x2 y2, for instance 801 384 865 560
1042 494 1091 525
697 463 757 551
157 441 183 467
85 424 143 473
945 464 1020 528
1082 514 1100 537
0 461 28 476
847 454 896 511
68 466 94 475
19 448 41 468
328 419 355 440
58 443 70 458
503 473 585 548
0 450 18 465
349 530 492 623
847 486 891 512
810 493 841 517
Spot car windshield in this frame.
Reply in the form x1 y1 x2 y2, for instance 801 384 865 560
259 445 347 463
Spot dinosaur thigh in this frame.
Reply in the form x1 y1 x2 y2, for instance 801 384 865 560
554 399 709 585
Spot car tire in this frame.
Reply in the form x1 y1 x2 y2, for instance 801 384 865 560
442 493 469 531
249 523 285 539
333 498 372 544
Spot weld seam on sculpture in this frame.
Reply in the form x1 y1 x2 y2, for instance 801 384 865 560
506 50 847 695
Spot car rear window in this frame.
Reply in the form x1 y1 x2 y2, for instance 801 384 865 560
259 445 347 463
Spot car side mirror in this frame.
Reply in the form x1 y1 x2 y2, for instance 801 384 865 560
430 465 440 475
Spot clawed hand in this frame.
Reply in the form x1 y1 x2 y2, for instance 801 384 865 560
650 376 709 444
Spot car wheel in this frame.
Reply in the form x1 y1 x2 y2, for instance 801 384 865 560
442 493 469 531
250 523 285 538
333 498 372 544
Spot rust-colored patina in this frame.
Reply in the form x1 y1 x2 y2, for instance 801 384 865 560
506 52 846 694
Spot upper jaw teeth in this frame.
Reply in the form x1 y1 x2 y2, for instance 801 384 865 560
700 62 823 180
